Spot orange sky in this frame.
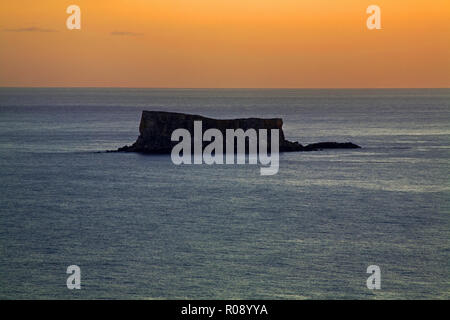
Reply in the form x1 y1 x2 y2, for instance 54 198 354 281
0 0 449 88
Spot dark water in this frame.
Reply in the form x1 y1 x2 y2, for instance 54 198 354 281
0 88 449 299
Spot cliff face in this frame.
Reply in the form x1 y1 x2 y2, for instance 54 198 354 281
117 111 360 153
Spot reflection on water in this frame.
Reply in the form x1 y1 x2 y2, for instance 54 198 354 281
0 89 449 299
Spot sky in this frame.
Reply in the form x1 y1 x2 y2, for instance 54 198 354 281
0 0 449 88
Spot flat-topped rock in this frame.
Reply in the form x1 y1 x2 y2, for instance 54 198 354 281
116 111 361 153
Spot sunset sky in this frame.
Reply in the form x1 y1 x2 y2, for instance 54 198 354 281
0 0 449 88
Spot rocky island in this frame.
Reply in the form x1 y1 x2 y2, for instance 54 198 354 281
116 110 360 153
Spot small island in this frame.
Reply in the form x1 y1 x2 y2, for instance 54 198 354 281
115 111 361 153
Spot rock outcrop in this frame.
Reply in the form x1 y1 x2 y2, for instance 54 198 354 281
116 111 360 153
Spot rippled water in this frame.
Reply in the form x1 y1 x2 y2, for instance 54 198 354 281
0 88 449 299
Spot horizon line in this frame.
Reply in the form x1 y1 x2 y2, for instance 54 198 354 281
1 86 449 90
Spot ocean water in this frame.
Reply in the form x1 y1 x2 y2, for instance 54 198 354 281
0 88 449 299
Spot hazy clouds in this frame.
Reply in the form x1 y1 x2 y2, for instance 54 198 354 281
110 31 143 36
3 27 57 32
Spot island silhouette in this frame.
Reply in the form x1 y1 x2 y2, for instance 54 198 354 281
115 111 361 154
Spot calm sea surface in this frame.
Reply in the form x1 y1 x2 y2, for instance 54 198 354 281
0 88 449 299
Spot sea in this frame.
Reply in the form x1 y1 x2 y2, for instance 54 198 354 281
0 88 449 299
